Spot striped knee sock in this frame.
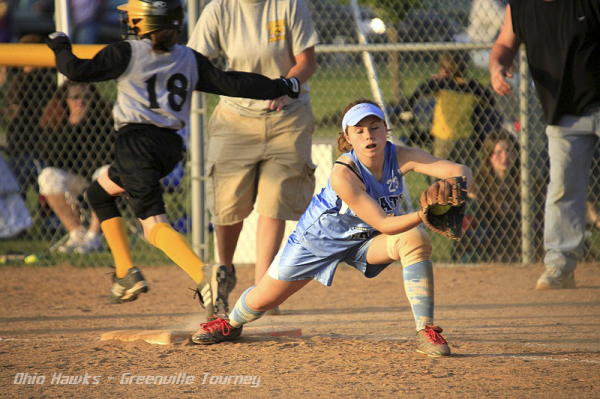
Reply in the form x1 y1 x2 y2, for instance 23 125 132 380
403 260 434 331
229 287 265 328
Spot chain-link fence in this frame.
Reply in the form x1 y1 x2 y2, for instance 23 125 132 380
1 0 599 266
0 68 189 266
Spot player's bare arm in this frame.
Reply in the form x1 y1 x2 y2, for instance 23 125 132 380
489 4 521 96
330 159 422 235
397 145 473 188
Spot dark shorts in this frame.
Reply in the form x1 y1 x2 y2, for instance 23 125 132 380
108 124 184 219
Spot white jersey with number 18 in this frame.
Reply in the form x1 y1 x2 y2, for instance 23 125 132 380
113 39 199 131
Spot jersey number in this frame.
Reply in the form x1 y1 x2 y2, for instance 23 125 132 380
387 176 400 192
145 73 189 112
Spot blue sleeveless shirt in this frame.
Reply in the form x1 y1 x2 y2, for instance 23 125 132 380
288 141 405 257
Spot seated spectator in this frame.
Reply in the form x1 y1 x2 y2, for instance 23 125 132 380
0 34 56 200
454 129 545 263
38 81 117 253
401 52 501 171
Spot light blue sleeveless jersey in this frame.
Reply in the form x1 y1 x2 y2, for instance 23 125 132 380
269 141 405 286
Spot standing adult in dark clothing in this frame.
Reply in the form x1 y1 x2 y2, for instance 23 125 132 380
490 0 600 289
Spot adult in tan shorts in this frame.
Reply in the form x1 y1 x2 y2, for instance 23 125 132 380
188 0 319 317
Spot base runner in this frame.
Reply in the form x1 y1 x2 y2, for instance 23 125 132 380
46 0 300 307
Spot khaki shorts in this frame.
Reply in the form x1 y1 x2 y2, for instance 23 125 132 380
207 102 316 225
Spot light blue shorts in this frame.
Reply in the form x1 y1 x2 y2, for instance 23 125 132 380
267 235 392 287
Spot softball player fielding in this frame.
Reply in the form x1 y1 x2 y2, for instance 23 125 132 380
192 99 473 357
46 0 300 307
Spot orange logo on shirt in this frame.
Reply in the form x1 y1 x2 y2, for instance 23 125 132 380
266 19 286 42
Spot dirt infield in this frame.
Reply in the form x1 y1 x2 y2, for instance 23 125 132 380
1 262 599 398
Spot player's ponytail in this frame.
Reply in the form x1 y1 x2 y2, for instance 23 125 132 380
149 28 179 53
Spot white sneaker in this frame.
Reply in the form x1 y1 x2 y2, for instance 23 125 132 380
55 227 86 253
76 233 104 254
535 269 576 290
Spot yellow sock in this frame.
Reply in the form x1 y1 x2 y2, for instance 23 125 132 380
101 217 133 278
148 223 204 284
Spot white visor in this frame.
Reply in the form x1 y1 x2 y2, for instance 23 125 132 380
341 103 385 132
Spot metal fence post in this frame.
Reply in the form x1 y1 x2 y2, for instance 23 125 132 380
519 46 534 264
54 0 70 86
188 0 207 260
